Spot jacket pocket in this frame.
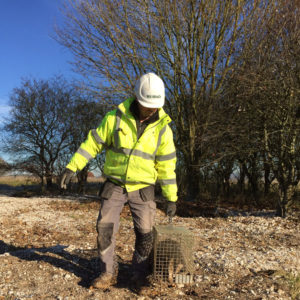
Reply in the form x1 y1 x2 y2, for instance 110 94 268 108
139 185 155 202
100 181 116 200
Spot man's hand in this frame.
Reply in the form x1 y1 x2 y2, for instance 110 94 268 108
60 169 75 189
166 201 176 217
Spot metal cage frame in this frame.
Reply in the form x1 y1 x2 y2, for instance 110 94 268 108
153 224 194 284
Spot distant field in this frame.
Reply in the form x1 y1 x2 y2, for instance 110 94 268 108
0 175 105 186
0 176 40 186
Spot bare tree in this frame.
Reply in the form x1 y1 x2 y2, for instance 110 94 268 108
64 98 108 193
56 0 268 198
3 77 75 189
225 1 300 216
0 158 10 176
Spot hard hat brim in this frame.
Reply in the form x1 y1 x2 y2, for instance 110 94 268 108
137 97 164 108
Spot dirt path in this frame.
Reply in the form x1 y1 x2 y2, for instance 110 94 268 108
0 195 299 299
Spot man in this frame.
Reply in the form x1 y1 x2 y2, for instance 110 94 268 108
61 72 177 289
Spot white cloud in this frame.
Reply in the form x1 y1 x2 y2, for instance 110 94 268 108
0 105 12 123
0 105 11 113
0 105 11 112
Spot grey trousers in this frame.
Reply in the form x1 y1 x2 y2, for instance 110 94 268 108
96 182 156 274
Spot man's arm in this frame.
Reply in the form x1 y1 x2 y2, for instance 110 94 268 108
66 112 114 172
61 112 115 189
155 125 178 203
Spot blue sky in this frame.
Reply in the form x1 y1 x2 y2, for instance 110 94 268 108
0 0 77 122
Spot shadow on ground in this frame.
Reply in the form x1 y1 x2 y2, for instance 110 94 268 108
0 240 132 289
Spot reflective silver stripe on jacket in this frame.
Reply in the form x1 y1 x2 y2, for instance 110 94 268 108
104 174 156 185
154 125 167 156
109 147 176 161
114 109 123 148
112 110 172 161
155 151 176 161
76 147 93 161
110 147 154 160
92 129 106 146
157 178 177 185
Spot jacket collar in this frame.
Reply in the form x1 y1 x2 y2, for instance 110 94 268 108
118 97 172 126
129 99 159 124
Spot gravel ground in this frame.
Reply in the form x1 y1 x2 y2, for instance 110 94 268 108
0 195 299 300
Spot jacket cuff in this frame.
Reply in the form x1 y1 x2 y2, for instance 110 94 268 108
167 196 177 202
66 164 77 173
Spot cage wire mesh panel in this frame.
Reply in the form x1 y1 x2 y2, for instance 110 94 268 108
153 225 195 284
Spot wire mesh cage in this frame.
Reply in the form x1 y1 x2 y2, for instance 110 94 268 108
153 224 195 284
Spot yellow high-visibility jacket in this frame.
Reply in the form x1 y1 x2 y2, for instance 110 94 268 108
66 97 177 202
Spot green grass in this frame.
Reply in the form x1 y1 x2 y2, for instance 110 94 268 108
286 273 300 300
275 271 300 299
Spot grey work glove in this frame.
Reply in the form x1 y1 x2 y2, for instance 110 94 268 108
166 201 176 217
60 168 75 189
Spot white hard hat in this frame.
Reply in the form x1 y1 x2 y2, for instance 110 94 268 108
134 72 165 108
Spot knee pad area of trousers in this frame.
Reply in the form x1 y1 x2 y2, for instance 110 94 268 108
97 222 114 252
135 230 154 258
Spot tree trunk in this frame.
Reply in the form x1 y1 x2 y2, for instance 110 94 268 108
222 177 231 198
242 159 260 205
277 187 287 217
40 176 46 193
46 176 53 188
186 168 201 201
77 167 88 194
264 161 271 196
263 151 274 197
277 183 296 218
238 165 246 194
